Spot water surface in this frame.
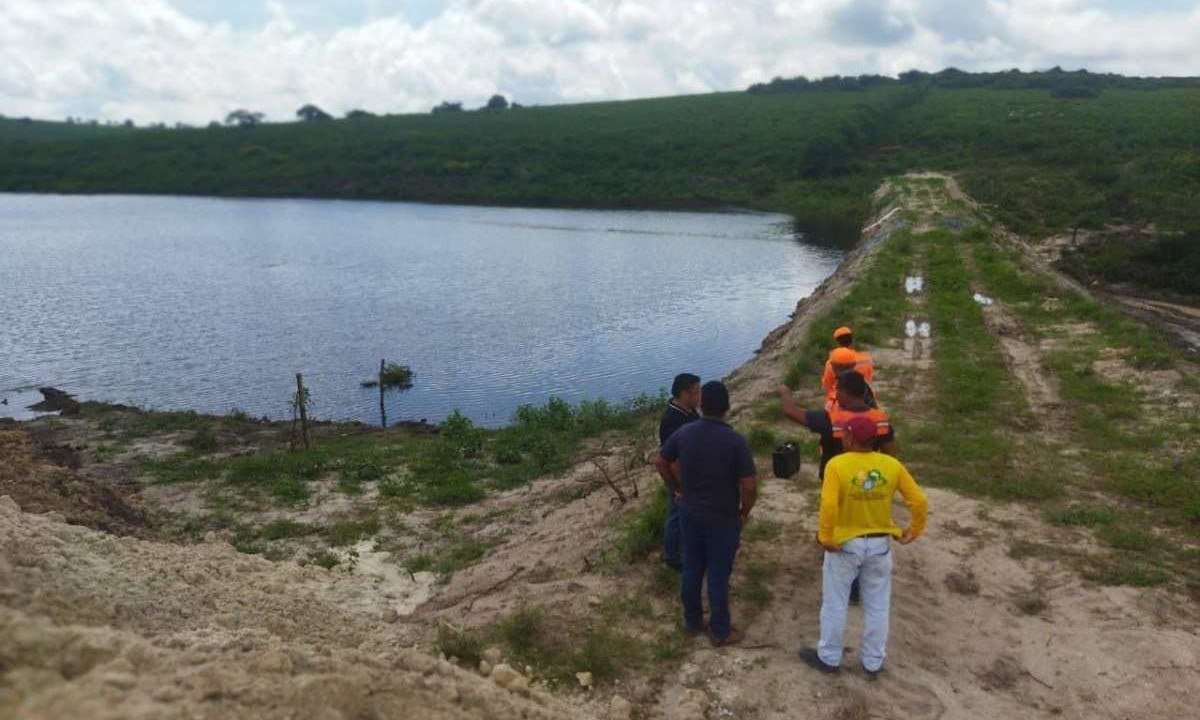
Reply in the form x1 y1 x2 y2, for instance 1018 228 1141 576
0 195 841 425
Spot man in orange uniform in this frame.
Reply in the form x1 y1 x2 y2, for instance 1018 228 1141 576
778 371 894 480
822 327 875 410
798 415 927 679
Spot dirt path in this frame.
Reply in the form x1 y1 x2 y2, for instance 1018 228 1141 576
653 174 1199 720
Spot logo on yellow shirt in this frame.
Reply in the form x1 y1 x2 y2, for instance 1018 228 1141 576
850 469 887 492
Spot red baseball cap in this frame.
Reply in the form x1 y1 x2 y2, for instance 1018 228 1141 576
844 415 877 444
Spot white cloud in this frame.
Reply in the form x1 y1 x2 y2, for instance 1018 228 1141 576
0 0 1198 124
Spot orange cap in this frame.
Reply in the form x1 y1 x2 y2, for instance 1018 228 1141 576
830 347 858 365
833 326 853 339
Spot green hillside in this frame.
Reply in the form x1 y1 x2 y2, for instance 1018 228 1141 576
2 71 1198 294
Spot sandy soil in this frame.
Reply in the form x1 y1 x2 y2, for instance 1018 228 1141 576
0 493 582 720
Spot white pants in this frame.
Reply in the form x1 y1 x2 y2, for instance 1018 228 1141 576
818 535 893 672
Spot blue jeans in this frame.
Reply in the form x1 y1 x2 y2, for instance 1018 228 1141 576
680 511 740 639
663 492 683 568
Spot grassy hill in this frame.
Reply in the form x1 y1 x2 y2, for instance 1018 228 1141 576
2 71 1198 294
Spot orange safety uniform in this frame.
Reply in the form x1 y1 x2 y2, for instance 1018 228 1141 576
822 350 876 410
828 405 891 445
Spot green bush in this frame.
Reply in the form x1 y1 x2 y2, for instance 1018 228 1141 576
436 624 484 667
184 426 218 453
745 426 778 455
613 485 669 563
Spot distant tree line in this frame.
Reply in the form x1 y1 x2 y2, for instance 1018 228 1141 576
748 67 1200 97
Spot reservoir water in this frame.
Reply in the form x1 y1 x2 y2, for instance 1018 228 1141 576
0 194 841 426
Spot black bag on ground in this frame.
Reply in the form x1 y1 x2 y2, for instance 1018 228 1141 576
772 442 800 479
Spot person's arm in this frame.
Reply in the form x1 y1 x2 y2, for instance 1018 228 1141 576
735 436 758 523
654 455 683 496
817 464 842 551
896 466 928 544
776 385 810 427
738 476 757 524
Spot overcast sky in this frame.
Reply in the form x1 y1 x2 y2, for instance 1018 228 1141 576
2 0 1198 124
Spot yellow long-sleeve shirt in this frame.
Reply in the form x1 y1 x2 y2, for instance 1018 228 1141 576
819 450 927 547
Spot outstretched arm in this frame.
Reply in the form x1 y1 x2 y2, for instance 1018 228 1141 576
776 385 810 426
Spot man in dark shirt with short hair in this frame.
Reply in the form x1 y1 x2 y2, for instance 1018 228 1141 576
658 373 701 570
655 381 757 647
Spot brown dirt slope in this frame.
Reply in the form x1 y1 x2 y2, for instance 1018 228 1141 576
0 430 152 538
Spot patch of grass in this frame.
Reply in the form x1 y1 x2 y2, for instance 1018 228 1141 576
736 561 776 607
1043 505 1115 527
1085 559 1170 587
310 549 339 570
433 538 492 574
906 232 1057 500
742 519 783 542
326 516 381 547
260 518 313 540
436 624 485 667
404 554 435 573
1008 539 1058 560
141 455 223 484
495 604 647 683
744 425 778 455
611 485 669 564
650 629 689 661
1097 526 1165 553
183 425 218 453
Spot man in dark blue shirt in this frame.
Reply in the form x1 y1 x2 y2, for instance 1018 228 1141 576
658 373 701 570
655 381 757 646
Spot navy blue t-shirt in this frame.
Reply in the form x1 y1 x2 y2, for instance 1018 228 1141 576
660 418 756 526
658 401 700 445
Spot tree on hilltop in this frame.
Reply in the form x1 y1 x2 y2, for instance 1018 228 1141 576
483 94 508 110
296 104 333 122
225 109 264 127
432 101 463 114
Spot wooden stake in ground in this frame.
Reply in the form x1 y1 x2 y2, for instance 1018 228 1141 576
379 358 387 428
294 372 311 449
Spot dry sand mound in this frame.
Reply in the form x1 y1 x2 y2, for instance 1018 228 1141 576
0 495 581 720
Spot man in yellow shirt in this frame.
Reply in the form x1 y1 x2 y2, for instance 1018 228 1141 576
799 416 927 679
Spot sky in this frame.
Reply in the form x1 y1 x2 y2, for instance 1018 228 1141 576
1 0 1198 124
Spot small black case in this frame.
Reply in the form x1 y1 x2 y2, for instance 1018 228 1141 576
772 442 800 479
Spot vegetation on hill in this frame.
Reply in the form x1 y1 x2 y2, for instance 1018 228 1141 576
1 68 1198 293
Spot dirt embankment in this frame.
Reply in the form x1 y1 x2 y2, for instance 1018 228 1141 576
2 173 1197 720
0 489 582 720
0 430 151 538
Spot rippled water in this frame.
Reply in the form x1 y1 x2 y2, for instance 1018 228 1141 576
0 194 841 426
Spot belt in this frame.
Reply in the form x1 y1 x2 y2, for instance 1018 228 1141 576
860 532 892 539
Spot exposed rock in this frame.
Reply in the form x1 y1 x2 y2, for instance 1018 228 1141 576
490 663 522 689
381 607 400 623
575 671 593 689
28 387 80 415
482 647 504 666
